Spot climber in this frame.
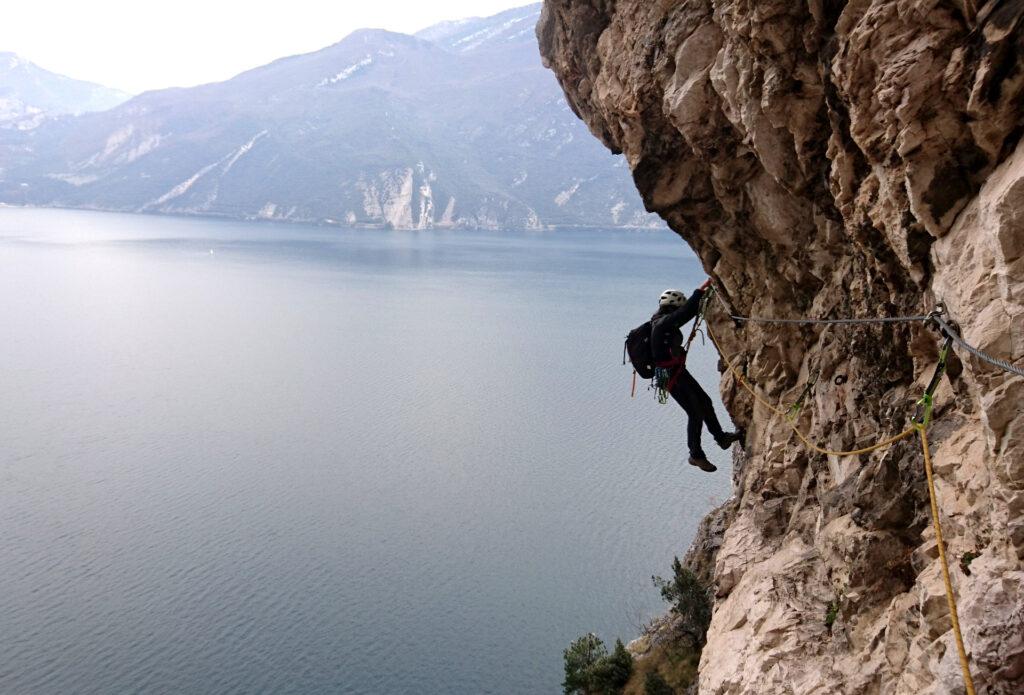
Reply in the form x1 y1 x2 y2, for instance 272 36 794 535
652 280 742 472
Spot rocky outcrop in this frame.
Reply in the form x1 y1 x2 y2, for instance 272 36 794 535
539 1 1024 692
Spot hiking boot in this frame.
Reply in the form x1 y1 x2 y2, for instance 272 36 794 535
715 430 744 450
688 456 717 473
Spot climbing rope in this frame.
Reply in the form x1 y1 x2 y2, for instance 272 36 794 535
912 343 976 694
705 323 917 456
917 424 976 695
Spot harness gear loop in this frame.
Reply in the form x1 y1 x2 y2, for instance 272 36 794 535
655 366 671 404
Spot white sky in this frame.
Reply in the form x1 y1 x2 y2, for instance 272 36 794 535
1 0 534 94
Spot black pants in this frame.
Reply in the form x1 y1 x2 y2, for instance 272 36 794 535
669 368 725 459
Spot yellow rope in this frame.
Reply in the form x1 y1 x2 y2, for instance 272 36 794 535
706 324 917 456
917 424 976 694
703 317 976 691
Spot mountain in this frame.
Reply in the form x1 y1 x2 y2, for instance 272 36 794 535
0 53 130 129
0 4 657 229
415 4 539 50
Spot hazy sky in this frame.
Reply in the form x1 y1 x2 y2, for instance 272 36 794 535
1 0 534 94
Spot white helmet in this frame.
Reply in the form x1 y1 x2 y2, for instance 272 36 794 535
659 289 686 308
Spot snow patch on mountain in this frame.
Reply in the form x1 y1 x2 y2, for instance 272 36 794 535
147 162 220 208
452 14 535 52
318 56 373 86
440 197 456 226
610 201 628 224
47 173 100 187
222 130 268 175
554 182 581 206
87 124 158 166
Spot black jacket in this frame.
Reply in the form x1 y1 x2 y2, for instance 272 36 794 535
651 288 704 364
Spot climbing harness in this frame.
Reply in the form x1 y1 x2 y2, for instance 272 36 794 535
654 290 713 405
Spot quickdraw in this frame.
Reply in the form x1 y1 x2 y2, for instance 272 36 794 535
786 369 819 422
915 333 953 427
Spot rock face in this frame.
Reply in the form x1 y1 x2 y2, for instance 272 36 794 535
539 1 1024 693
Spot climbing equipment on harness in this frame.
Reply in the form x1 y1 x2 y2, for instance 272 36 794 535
655 366 672 404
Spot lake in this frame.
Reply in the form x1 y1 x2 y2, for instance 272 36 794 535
0 208 733 694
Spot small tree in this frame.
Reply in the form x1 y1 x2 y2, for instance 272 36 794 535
563 633 607 694
652 557 712 645
590 639 633 693
643 670 674 695
563 634 634 695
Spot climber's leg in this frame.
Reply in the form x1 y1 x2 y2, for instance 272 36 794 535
667 374 708 462
675 369 742 450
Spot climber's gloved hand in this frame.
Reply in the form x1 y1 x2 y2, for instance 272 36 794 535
699 278 713 291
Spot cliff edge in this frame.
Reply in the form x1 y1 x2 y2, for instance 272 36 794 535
539 1 1024 692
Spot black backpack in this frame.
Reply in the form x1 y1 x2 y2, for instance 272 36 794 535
624 321 655 379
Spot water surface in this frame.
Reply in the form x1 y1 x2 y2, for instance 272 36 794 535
0 209 733 694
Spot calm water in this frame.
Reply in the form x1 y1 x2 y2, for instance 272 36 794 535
0 209 733 694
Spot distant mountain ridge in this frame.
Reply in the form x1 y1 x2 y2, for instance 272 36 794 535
0 52 130 129
0 4 657 230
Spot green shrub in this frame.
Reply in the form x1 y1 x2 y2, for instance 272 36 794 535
562 634 634 695
643 670 675 695
825 599 840 629
960 550 980 576
652 557 712 645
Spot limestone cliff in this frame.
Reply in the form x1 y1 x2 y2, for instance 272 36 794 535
539 1 1024 692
